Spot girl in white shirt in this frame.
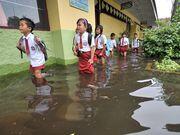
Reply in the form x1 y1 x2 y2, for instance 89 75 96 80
118 32 129 57
94 25 107 63
73 18 95 74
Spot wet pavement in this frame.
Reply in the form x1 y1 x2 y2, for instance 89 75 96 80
0 53 180 135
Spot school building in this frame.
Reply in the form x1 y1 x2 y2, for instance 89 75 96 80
0 0 157 76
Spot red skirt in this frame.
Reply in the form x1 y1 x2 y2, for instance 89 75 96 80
94 49 106 60
118 45 128 53
79 51 94 74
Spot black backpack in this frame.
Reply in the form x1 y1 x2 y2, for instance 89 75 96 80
88 33 92 46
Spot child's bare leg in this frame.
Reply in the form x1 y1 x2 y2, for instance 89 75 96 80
124 52 127 57
34 69 43 79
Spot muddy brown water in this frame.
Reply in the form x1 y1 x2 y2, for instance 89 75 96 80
0 54 180 135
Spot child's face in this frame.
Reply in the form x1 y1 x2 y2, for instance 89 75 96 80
111 35 115 40
123 34 126 37
77 21 86 34
96 28 101 34
134 34 138 38
19 20 31 35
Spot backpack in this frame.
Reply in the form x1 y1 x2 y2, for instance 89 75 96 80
88 33 92 46
34 36 48 61
17 36 48 61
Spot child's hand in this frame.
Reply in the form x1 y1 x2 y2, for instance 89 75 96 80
88 59 93 64
73 50 77 56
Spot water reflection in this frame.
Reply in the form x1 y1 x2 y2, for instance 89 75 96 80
129 78 180 135
28 77 53 115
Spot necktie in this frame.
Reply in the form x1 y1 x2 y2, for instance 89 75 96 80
25 38 30 55
96 38 98 48
121 38 124 46
79 34 83 49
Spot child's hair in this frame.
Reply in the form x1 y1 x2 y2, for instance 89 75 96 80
76 18 88 28
87 23 92 33
95 25 103 38
96 25 103 33
122 32 127 36
134 33 138 36
110 33 115 37
19 17 35 32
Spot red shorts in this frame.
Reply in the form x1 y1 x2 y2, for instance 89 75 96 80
29 64 45 73
118 45 128 53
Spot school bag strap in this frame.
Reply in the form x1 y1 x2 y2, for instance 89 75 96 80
88 33 92 46
16 36 25 59
34 36 48 61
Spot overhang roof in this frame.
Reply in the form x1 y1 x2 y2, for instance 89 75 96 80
116 0 158 26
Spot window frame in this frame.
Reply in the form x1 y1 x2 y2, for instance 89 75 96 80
0 0 50 31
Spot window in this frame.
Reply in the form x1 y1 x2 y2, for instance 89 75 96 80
0 0 49 30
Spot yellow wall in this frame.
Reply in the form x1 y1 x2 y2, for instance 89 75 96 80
58 0 95 31
46 0 61 31
100 0 141 38
46 0 95 31
100 13 126 38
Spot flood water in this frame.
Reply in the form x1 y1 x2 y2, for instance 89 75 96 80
0 53 180 135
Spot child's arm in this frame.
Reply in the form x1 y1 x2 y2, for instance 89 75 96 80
127 38 130 48
88 36 95 64
72 35 78 56
101 35 107 54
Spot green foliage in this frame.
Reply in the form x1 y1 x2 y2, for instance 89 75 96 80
155 56 180 72
143 6 180 58
172 5 180 23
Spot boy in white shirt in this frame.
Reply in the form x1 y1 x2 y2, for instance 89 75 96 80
132 33 139 53
17 17 46 79
109 33 117 57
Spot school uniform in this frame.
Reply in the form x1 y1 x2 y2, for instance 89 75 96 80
105 39 111 57
21 33 45 72
74 31 95 74
118 37 129 53
94 34 107 60
132 38 139 53
109 39 117 51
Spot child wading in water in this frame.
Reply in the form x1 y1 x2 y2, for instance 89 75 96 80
132 33 139 53
73 18 95 74
17 17 47 79
94 25 107 64
118 32 129 57
109 33 117 58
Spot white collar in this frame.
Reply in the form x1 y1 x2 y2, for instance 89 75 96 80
23 33 33 39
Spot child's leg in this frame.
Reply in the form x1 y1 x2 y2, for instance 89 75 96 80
34 69 43 79
124 51 127 57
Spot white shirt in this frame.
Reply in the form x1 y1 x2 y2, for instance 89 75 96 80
132 38 139 48
109 39 117 50
95 34 107 49
74 31 95 52
119 37 129 46
22 33 45 67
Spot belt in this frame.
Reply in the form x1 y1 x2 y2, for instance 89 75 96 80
96 48 103 50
